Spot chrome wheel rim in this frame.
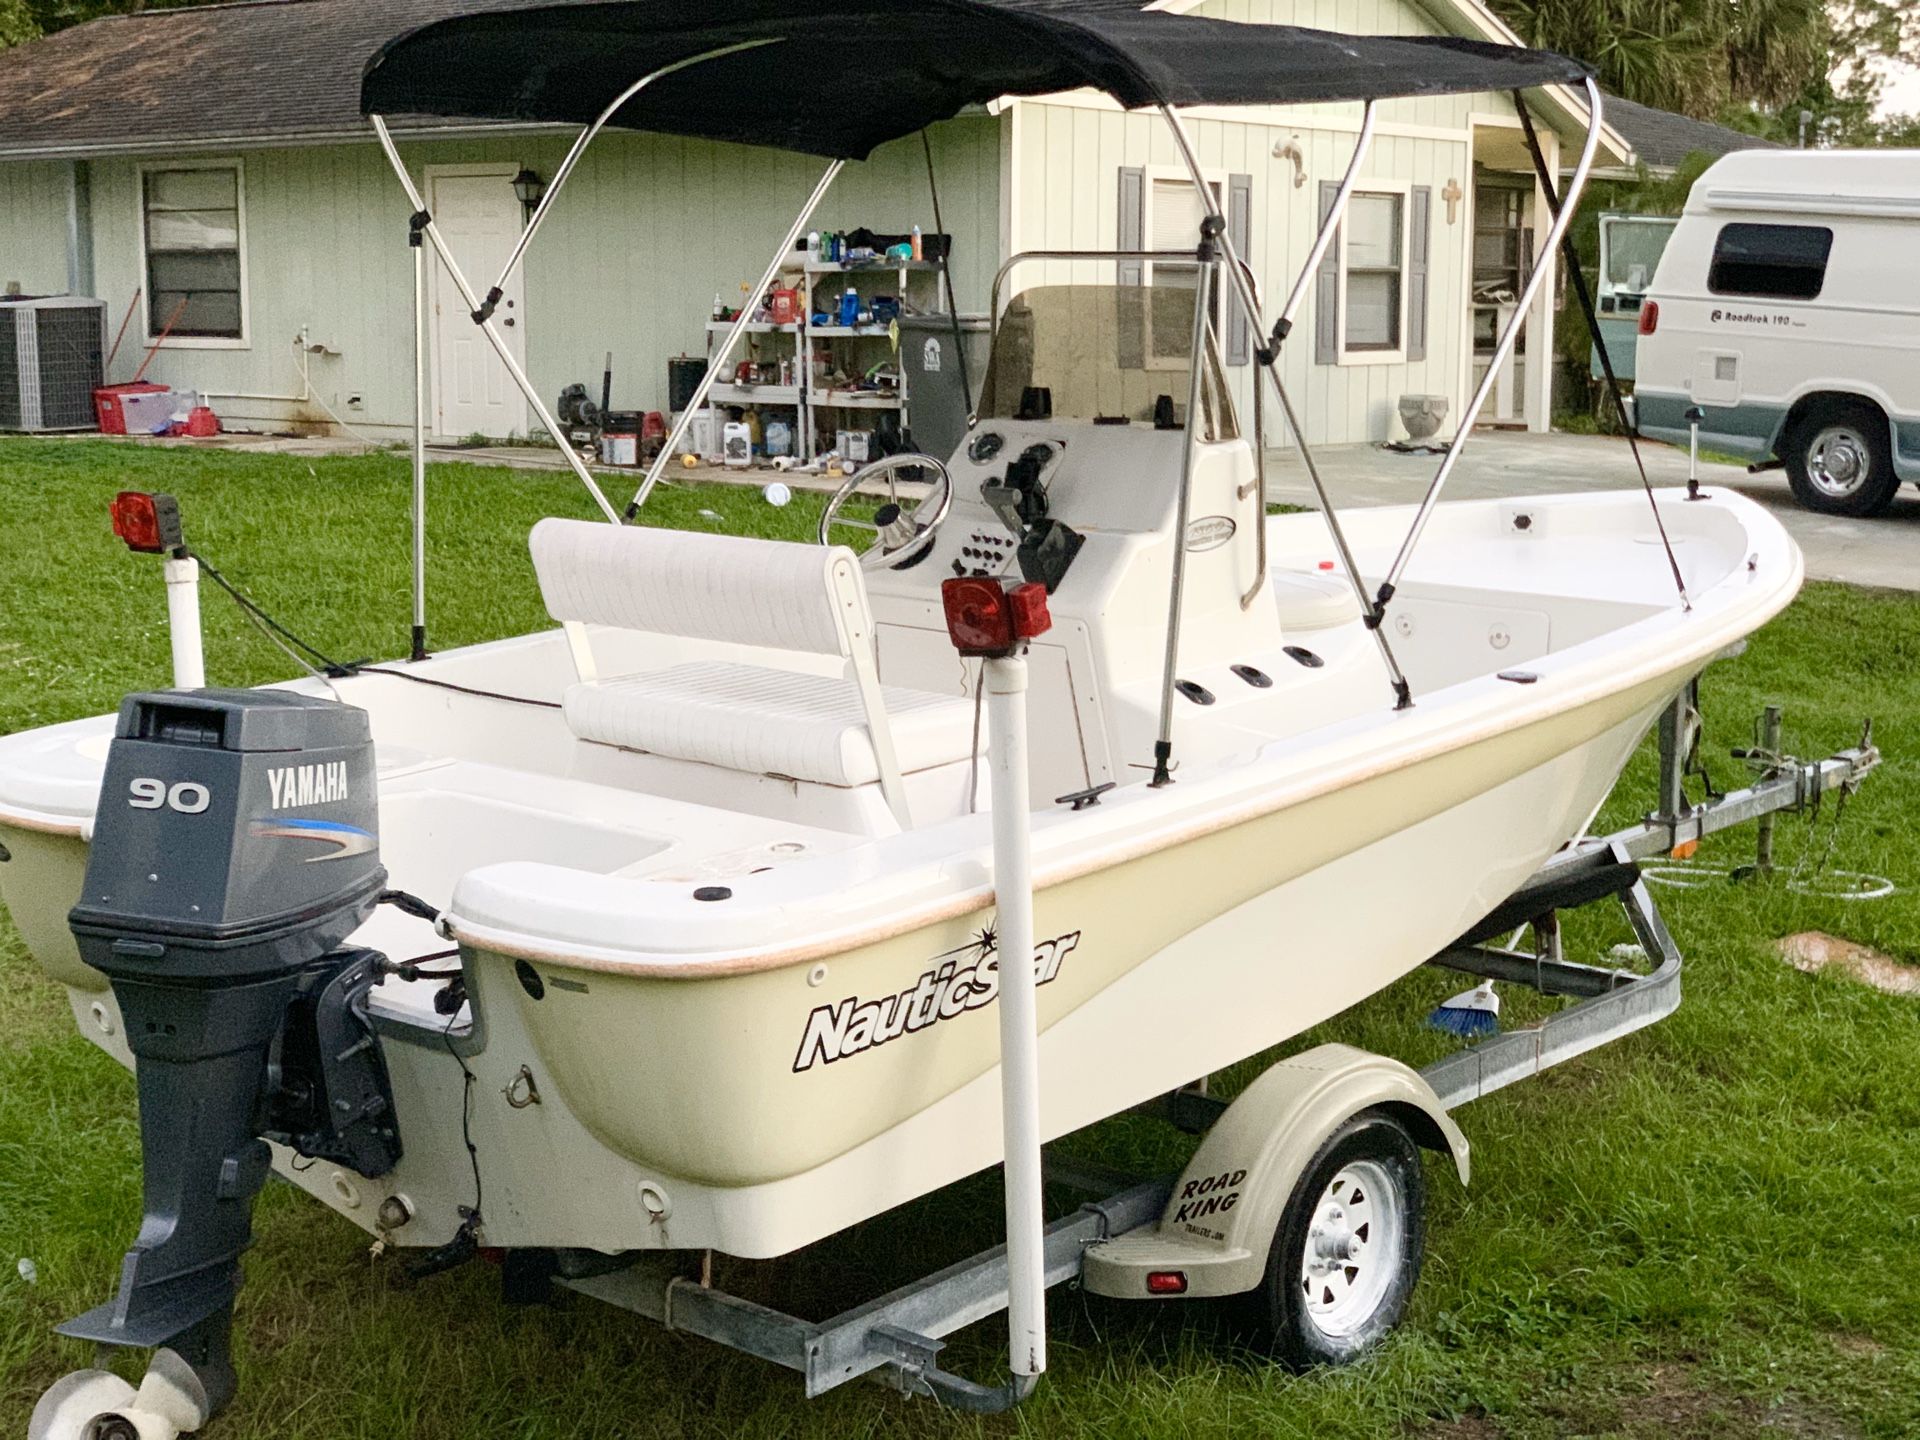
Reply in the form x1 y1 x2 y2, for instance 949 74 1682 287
1299 1157 1403 1338
1808 425 1871 499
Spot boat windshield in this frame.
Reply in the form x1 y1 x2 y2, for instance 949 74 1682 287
979 284 1238 440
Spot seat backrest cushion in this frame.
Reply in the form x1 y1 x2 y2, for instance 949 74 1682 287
530 518 864 657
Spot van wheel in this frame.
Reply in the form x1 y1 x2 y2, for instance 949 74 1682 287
1785 402 1898 517
1238 1110 1425 1369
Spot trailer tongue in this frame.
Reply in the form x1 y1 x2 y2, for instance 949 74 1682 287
55 690 398 1427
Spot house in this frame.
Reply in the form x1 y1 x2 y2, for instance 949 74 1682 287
1598 95 1777 179
0 0 1637 447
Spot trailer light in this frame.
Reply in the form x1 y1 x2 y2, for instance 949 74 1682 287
1146 1270 1188 1295
941 578 1052 656
1637 299 1659 336
1007 581 1052 640
111 490 185 555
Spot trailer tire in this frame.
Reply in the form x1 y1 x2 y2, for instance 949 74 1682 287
1238 1108 1425 1369
1784 401 1899 517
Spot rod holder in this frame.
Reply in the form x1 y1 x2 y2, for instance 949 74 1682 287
985 652 1046 1382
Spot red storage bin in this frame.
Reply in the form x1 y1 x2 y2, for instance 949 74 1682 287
94 383 172 435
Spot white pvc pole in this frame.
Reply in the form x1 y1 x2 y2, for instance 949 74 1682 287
163 556 205 689
985 651 1045 1379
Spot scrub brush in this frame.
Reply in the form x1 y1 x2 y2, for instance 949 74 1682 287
1426 979 1501 1038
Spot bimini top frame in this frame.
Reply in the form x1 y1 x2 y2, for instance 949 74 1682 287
359 0 1595 628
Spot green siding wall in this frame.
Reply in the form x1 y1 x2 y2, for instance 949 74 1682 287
66 116 1000 436
0 161 74 296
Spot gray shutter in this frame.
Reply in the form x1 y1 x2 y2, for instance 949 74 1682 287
1315 180 1340 365
1226 172 1252 365
1117 166 1145 285
1407 185 1431 363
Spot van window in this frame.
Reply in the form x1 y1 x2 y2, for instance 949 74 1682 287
1707 223 1832 301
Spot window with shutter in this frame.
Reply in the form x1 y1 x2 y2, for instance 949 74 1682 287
1147 174 1222 370
142 164 246 342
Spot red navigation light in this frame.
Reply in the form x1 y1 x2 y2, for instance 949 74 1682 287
110 491 184 555
1145 1270 1188 1295
942 578 1053 656
1637 299 1659 336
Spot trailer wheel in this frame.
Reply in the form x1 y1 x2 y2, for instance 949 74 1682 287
1784 401 1898 517
1241 1109 1425 1369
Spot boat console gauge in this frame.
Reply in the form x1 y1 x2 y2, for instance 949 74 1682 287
967 430 1005 464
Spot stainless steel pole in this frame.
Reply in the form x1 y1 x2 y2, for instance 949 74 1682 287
1151 247 1217 786
1274 101 1376 333
488 40 779 305
1156 103 1413 707
370 115 623 525
1241 354 1268 611
1377 79 1607 598
628 158 845 514
410 235 428 661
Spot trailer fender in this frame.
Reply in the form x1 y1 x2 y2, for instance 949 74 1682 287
1081 1044 1467 1300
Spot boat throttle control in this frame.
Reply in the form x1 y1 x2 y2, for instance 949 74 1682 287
58 689 399 1426
981 442 1084 593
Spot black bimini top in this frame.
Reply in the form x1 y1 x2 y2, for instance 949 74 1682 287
361 0 1590 161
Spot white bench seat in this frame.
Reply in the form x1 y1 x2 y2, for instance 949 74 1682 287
564 661 976 787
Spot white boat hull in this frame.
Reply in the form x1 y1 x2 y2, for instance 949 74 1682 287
0 487 1801 1260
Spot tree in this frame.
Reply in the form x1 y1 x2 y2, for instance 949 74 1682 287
0 0 39 48
1486 0 1917 140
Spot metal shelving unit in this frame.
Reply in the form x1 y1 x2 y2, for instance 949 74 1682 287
701 254 950 463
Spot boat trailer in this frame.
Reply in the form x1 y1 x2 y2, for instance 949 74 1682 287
538 694 1879 1410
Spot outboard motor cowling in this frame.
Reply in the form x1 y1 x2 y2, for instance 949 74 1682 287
59 689 400 1423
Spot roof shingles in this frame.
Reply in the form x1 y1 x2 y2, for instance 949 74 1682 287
0 0 523 158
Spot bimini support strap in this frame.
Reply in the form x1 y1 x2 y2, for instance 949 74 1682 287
628 158 845 515
370 113 623 524
1157 101 1414 711
1513 91 1689 611
1374 77 1607 608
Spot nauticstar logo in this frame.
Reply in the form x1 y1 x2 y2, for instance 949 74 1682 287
793 926 1081 1072
266 761 350 810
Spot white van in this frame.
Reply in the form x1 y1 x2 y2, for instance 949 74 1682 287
1634 149 1920 516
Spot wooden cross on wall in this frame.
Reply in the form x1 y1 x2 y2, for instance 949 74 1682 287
1442 178 1463 224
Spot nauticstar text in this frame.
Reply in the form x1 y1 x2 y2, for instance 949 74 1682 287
793 930 1081 1072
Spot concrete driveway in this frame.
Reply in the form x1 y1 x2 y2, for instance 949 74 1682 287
1265 430 1919 592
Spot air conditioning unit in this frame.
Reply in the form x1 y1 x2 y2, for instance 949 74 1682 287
0 296 108 432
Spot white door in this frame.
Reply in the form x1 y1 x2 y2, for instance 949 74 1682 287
428 167 528 440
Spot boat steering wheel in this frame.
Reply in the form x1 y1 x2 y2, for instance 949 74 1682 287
817 453 954 571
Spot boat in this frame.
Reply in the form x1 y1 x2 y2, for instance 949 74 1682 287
7 4 1813 1433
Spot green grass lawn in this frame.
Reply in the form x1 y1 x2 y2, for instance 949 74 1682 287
4 437 1920 1439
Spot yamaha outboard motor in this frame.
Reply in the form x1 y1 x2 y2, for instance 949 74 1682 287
54 689 401 1430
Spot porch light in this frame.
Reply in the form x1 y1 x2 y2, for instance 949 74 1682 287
510 167 546 220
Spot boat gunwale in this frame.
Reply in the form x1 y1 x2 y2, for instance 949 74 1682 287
445 488 1804 978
